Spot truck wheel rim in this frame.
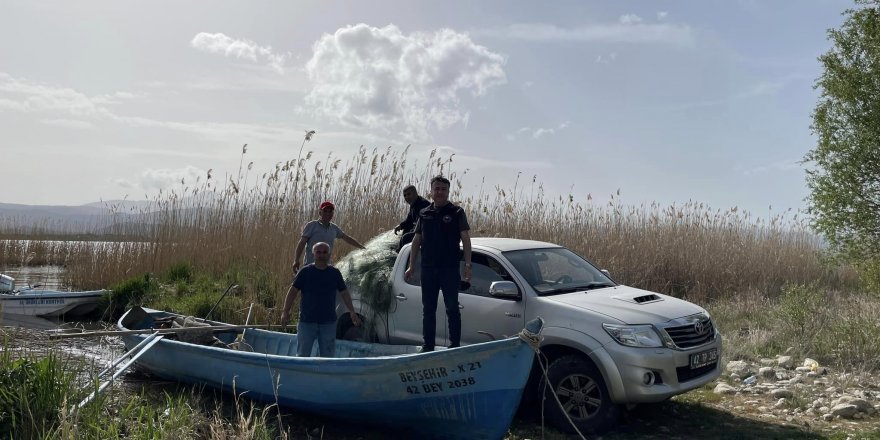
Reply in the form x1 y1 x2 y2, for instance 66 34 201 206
556 373 601 419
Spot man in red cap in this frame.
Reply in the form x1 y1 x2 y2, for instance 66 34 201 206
292 201 365 273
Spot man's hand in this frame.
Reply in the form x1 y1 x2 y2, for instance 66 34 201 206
404 267 414 281
292 262 300 273
280 311 290 327
463 265 472 282
350 312 362 326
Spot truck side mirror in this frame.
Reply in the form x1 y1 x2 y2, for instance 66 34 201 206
601 269 612 278
489 281 520 299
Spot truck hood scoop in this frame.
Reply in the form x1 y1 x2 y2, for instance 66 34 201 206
615 293 662 304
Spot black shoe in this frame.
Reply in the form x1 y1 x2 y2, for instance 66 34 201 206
448 343 460 349
419 345 434 352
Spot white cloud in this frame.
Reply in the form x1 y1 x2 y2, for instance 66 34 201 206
0 72 106 116
666 74 809 111
115 165 207 192
41 118 95 129
435 146 552 170
191 32 289 73
304 24 507 140
596 52 618 64
0 72 299 143
92 91 139 105
657 11 669 20
619 14 644 25
476 20 694 47
507 122 570 140
743 159 801 176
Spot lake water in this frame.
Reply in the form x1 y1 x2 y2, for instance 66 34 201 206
1 264 67 291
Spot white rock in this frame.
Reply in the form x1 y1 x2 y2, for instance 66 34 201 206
795 366 812 373
774 398 787 409
819 406 830 412
806 372 818 378
823 413 834 421
772 389 794 398
843 398 872 413
759 367 776 378
714 383 737 395
777 356 794 369
830 404 858 418
726 360 749 375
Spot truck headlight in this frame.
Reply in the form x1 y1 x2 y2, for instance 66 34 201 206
603 323 664 348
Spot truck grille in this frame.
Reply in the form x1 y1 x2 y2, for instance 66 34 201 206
663 318 715 348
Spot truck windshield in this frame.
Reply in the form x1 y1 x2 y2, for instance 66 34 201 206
503 247 615 296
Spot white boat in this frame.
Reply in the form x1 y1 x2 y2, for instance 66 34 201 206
0 274 107 317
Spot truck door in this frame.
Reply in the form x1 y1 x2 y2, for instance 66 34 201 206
457 252 525 344
390 248 447 346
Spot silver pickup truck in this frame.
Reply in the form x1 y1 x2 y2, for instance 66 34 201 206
336 237 722 433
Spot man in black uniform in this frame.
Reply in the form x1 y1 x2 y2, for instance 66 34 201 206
404 176 472 351
393 185 431 251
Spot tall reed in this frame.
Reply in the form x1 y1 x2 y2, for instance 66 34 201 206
0 146 852 306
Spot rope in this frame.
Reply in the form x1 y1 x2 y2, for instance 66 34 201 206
517 326 544 351
518 327 589 440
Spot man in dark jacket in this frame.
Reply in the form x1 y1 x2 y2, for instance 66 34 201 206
394 185 431 251
404 176 472 351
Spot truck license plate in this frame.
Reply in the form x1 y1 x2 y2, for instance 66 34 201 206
689 348 718 369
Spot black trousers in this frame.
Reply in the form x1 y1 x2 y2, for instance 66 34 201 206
421 266 461 348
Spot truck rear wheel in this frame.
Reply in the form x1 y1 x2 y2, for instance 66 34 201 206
543 354 619 434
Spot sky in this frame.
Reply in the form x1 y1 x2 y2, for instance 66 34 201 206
0 1 853 216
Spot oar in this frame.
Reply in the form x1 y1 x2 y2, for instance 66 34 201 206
75 331 164 411
203 283 239 321
236 303 255 351
49 323 294 339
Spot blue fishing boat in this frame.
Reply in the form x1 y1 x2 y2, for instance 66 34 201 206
117 307 541 440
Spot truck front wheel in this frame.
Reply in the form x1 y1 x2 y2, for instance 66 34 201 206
544 355 619 434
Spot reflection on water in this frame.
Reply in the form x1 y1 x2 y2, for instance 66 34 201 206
1 265 66 291
0 312 63 330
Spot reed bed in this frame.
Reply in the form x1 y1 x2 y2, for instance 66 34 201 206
0 146 852 308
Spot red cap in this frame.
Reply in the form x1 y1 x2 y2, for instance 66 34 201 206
319 201 335 211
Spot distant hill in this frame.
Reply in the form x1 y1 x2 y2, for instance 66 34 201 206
0 201 147 236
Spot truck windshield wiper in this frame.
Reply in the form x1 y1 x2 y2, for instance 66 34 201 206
545 282 615 295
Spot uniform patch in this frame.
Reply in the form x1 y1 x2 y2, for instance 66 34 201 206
442 214 453 223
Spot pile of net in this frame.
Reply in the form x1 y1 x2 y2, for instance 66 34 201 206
336 231 399 315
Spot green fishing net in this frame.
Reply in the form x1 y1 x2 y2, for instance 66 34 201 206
336 231 400 315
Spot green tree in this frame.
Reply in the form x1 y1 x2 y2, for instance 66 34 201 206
806 0 880 282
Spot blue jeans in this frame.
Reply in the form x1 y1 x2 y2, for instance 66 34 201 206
421 266 461 348
296 322 337 357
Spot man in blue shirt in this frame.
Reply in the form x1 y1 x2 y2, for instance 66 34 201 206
404 176 472 351
280 242 361 357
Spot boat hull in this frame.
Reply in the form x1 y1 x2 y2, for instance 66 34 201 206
119 308 537 440
0 290 106 317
